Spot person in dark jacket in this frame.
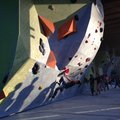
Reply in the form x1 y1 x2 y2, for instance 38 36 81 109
89 74 95 96
51 68 81 99
114 75 120 88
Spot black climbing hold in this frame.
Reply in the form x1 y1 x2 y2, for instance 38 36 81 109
74 15 79 21
100 37 104 41
100 28 103 33
85 65 88 68
69 57 72 61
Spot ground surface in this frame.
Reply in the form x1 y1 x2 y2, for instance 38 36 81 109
1 86 120 120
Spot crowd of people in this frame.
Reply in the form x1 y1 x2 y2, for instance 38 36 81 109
88 73 120 96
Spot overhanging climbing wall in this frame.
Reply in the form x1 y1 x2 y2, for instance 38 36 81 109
48 0 104 79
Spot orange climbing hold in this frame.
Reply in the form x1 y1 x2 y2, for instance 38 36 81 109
58 17 77 40
46 51 56 68
38 16 55 37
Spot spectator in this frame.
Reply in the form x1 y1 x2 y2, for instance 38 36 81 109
89 74 95 96
104 74 109 90
100 75 106 91
95 75 101 95
114 75 120 88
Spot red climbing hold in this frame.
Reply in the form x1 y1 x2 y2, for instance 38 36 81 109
38 15 55 37
86 58 90 62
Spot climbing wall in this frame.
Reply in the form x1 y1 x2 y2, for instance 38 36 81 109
0 0 104 118
67 3 104 78
29 5 51 64
48 2 104 79
48 4 91 70
1 0 34 101
0 63 83 117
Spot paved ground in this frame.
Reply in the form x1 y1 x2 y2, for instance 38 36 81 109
1 87 120 120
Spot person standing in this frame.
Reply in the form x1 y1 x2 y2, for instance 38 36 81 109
114 75 120 88
89 74 95 96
